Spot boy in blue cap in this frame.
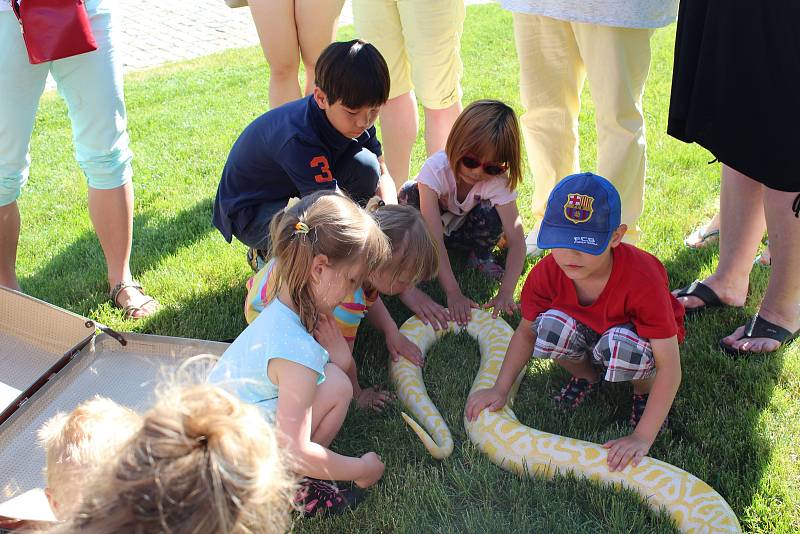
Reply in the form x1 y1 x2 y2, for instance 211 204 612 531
212 39 397 270
466 173 684 472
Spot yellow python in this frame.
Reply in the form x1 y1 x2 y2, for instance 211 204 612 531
389 310 741 534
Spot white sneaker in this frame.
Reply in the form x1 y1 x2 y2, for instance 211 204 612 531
525 228 543 257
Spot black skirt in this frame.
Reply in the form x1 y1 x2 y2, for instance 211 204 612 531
667 0 800 192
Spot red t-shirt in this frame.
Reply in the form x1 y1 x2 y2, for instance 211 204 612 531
520 244 685 343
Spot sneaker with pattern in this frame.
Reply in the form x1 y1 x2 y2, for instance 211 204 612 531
552 376 600 409
294 477 365 517
629 393 669 431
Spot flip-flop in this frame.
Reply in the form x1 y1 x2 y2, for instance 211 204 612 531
719 314 799 356
673 280 736 316
684 227 720 249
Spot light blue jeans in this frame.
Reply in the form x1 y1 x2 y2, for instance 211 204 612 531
0 0 132 206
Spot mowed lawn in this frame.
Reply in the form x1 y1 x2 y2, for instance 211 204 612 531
16 4 798 533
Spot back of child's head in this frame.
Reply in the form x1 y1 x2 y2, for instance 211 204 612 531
445 99 523 191
366 198 438 288
315 39 390 108
38 397 141 518
268 191 390 331
41 384 294 534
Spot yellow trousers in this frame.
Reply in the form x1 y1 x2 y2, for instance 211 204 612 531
513 13 654 243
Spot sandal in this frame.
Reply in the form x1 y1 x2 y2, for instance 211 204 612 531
673 280 737 316
754 240 771 268
109 280 159 320
467 250 504 281
552 376 600 409
719 314 799 356
294 477 365 517
684 226 719 249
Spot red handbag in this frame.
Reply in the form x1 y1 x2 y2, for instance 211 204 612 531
12 0 98 64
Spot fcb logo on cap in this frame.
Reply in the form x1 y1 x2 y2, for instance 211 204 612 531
564 193 594 224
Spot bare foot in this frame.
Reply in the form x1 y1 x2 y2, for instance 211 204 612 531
671 275 748 312
755 243 771 267
684 213 720 249
355 385 395 413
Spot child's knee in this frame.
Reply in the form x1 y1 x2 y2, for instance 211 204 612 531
335 148 380 205
324 363 354 402
531 309 588 360
593 325 655 382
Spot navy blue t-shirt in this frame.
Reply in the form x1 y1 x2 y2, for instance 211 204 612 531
212 95 383 242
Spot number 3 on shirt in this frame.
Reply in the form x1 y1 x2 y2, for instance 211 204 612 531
310 155 333 183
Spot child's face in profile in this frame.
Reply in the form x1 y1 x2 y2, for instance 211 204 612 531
369 267 415 296
314 87 381 139
314 259 363 313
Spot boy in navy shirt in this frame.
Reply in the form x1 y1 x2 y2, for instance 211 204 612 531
466 173 684 472
213 39 397 270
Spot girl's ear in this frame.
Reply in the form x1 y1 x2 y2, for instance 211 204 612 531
310 254 329 284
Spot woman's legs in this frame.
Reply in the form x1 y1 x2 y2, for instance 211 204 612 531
310 363 353 447
378 91 419 188
0 203 20 290
674 165 764 310
249 0 302 108
722 187 800 351
295 0 345 96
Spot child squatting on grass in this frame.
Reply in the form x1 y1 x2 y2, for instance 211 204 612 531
399 100 527 326
39 385 294 534
38 397 142 520
466 173 685 472
209 191 390 517
212 39 397 274
243 197 439 411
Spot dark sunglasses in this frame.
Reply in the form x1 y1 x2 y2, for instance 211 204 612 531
460 155 508 176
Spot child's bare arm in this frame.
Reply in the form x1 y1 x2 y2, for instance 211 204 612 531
483 201 526 318
418 183 478 325
375 157 398 204
603 335 681 471
272 359 383 484
367 296 424 366
465 319 537 421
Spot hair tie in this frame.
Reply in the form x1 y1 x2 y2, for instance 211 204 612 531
294 221 310 236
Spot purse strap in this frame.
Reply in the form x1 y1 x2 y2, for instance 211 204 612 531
11 0 21 23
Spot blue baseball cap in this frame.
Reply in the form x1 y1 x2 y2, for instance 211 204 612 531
536 172 621 255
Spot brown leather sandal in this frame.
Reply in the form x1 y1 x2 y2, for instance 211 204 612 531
109 280 159 319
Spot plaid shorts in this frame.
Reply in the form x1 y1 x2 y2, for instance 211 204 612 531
532 309 656 382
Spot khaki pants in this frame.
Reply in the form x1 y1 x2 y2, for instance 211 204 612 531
513 13 654 243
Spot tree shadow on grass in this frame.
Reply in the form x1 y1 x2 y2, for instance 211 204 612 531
661 242 783 530
20 199 216 319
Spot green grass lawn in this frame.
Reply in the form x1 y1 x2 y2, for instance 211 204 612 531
17 4 798 533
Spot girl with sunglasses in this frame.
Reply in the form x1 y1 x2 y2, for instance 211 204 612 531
398 100 526 326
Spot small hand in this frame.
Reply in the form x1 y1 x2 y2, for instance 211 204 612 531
354 452 385 488
602 432 652 472
386 331 424 367
399 286 450 330
482 289 518 319
465 387 507 421
446 290 479 326
313 314 350 367
355 385 395 413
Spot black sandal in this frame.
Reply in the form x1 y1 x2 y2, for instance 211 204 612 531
674 280 737 316
719 314 799 356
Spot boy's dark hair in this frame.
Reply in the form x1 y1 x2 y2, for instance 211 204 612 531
315 39 390 109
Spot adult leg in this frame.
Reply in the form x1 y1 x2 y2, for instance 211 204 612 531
576 24 653 244
295 0 345 96
52 6 155 317
512 13 582 243
378 92 419 188
0 12 50 290
249 0 302 108
721 187 800 352
422 102 462 156
310 363 353 447
675 165 763 311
